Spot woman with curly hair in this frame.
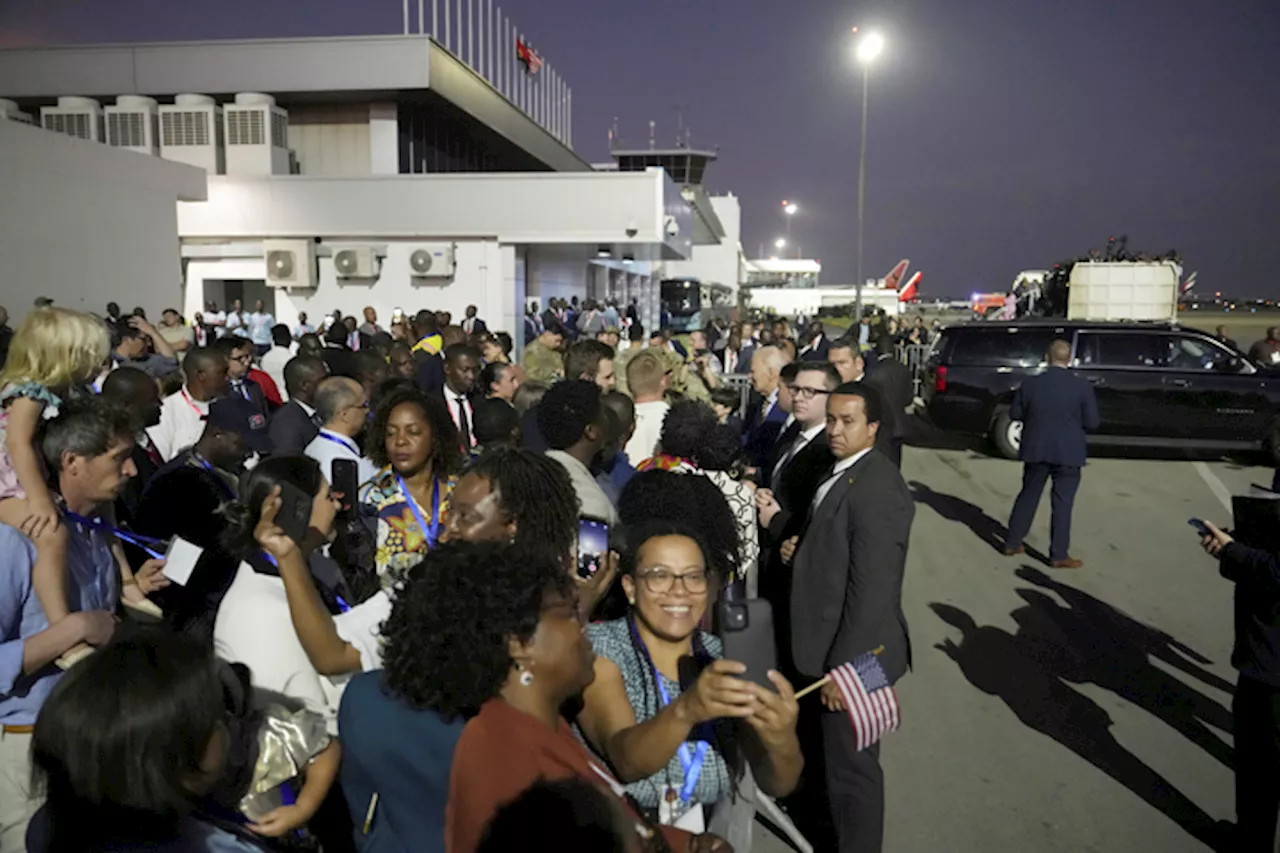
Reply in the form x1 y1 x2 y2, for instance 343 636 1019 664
336 542 728 853
360 384 465 589
635 399 760 595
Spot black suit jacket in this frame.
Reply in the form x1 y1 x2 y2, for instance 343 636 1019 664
461 317 488 336
763 430 836 546
414 353 445 395
742 391 788 470
790 449 914 683
322 344 360 381
269 400 322 455
798 335 832 361
1012 365 1099 466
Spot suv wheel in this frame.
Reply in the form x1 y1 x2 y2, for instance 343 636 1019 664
1268 417 1280 466
991 406 1022 460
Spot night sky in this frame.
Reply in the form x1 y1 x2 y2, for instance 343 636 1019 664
2 0 1278 297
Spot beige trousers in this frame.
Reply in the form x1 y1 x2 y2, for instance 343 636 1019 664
0 729 39 853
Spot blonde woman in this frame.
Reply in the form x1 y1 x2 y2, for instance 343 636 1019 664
0 309 152 662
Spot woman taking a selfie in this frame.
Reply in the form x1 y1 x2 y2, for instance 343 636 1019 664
575 521 802 838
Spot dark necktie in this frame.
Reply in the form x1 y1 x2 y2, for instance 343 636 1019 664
454 394 471 448
141 436 163 468
309 408 324 429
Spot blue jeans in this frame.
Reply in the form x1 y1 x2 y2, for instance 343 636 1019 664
1006 462 1082 561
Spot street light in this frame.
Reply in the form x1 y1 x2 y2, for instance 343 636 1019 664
775 237 787 250
854 30 884 320
781 200 799 254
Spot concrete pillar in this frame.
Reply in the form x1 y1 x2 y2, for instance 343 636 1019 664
368 103 399 175
501 243 526 361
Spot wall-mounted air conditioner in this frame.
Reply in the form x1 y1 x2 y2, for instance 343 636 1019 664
334 248 381 280
0 99 33 125
263 239 316 289
41 96 102 142
224 92 290 176
409 243 457 279
105 95 159 155
159 94 224 174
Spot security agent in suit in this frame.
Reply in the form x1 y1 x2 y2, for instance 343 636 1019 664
828 340 903 468
268 355 328 454
1002 339 1100 568
781 382 914 853
742 345 792 469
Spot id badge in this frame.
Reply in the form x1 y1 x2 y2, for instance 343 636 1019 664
658 787 705 833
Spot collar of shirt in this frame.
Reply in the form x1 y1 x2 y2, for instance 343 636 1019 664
297 399 316 417
318 428 360 455
832 446 872 478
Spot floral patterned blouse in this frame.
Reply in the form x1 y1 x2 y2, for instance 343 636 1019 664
361 469 456 591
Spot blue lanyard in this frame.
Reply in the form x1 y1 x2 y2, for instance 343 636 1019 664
318 431 359 455
260 551 350 612
194 456 235 499
395 474 440 550
628 620 709 803
64 511 167 560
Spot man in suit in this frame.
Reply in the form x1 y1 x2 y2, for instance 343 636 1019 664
461 304 488 337
829 339 903 467
742 345 791 469
798 322 832 361
441 343 481 453
782 382 914 853
1003 338 1100 568
269 355 328 454
213 335 270 421
100 366 165 526
862 336 913 468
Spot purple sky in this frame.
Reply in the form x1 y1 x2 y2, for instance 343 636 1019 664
3 0 1278 297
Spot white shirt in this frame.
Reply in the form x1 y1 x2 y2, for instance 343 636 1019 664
225 311 245 333
444 388 476 448
261 345 294 401
248 312 276 346
304 429 379 486
333 590 392 672
546 450 618 525
214 563 349 734
811 447 873 513
147 387 209 462
625 400 670 467
770 422 825 491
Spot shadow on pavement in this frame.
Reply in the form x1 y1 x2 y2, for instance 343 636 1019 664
931 581 1234 851
908 481 1051 565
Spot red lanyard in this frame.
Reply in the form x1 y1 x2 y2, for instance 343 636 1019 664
179 388 205 417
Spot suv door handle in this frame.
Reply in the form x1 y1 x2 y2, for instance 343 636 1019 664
1088 376 1106 386
1166 378 1191 388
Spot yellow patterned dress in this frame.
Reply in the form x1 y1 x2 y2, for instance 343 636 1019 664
361 469 457 591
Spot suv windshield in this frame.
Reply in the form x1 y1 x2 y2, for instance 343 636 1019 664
944 327 1061 368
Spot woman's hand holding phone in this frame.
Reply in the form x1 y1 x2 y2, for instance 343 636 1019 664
254 486 300 561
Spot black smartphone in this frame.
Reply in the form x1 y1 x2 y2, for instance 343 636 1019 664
331 459 359 515
715 597 778 691
576 516 609 580
1188 518 1211 537
276 481 313 546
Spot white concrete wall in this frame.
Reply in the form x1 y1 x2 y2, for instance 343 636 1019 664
0 121 205 322
662 193 744 293
288 104 373 176
183 238 524 341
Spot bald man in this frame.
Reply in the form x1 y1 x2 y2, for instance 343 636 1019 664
744 345 793 468
303 376 378 485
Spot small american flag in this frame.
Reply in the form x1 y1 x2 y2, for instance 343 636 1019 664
516 38 543 74
830 651 901 752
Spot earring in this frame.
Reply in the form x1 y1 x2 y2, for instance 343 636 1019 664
627 597 635 606
519 669 535 687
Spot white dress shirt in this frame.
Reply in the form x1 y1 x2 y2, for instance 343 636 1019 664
333 590 392 672
770 422 825 492
811 447 873 513
444 388 476 448
304 429 379 486
546 450 618 525
214 563 349 734
147 387 209 462
625 400 670 467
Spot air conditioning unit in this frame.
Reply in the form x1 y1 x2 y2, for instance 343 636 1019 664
105 95 159 155
224 92 290 176
41 96 103 142
0 99 33 125
334 248 381 280
160 94 224 174
409 243 457 279
263 239 316 289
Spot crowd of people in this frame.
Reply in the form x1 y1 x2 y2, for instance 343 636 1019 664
0 294 923 853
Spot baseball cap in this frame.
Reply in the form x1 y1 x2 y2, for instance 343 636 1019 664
206 396 274 456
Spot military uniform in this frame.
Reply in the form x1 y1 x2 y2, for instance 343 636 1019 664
523 340 565 384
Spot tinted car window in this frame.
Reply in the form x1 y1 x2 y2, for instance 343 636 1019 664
1075 332 1162 368
1162 334 1232 371
945 328 1060 368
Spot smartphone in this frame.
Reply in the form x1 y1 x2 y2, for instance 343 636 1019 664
1188 518 1211 537
331 459 359 515
276 481 314 546
576 516 609 580
715 597 778 691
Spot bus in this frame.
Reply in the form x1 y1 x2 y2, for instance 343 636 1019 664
659 278 734 333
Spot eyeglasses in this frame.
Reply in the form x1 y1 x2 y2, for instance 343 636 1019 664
230 354 252 364
787 385 831 401
636 569 708 594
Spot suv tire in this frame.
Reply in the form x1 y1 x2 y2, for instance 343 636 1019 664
991 406 1021 460
1268 417 1280 467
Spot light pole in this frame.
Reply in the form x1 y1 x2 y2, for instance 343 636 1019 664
854 31 884 320
782 201 798 257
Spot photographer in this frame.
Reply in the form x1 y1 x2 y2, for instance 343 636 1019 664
1198 520 1280 851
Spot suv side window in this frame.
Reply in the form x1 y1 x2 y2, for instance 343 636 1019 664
946 328 1060 368
1075 332 1163 368
1161 334 1232 371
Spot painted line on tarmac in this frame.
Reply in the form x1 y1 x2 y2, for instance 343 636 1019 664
1192 461 1233 513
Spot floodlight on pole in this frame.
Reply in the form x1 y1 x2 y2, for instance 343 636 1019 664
775 238 787 250
853 30 885 320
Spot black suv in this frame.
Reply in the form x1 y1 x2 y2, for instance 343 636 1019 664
921 320 1280 461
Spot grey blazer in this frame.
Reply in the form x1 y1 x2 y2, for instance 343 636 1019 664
789 449 914 684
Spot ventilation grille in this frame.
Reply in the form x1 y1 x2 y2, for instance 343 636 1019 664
161 111 211 147
106 112 148 147
271 112 288 148
42 112 94 140
226 109 265 146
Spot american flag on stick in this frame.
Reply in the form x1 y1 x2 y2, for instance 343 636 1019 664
516 38 543 74
829 650 901 752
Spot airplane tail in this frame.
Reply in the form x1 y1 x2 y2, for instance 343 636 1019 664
883 259 909 291
1177 271 1197 302
898 271 922 303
